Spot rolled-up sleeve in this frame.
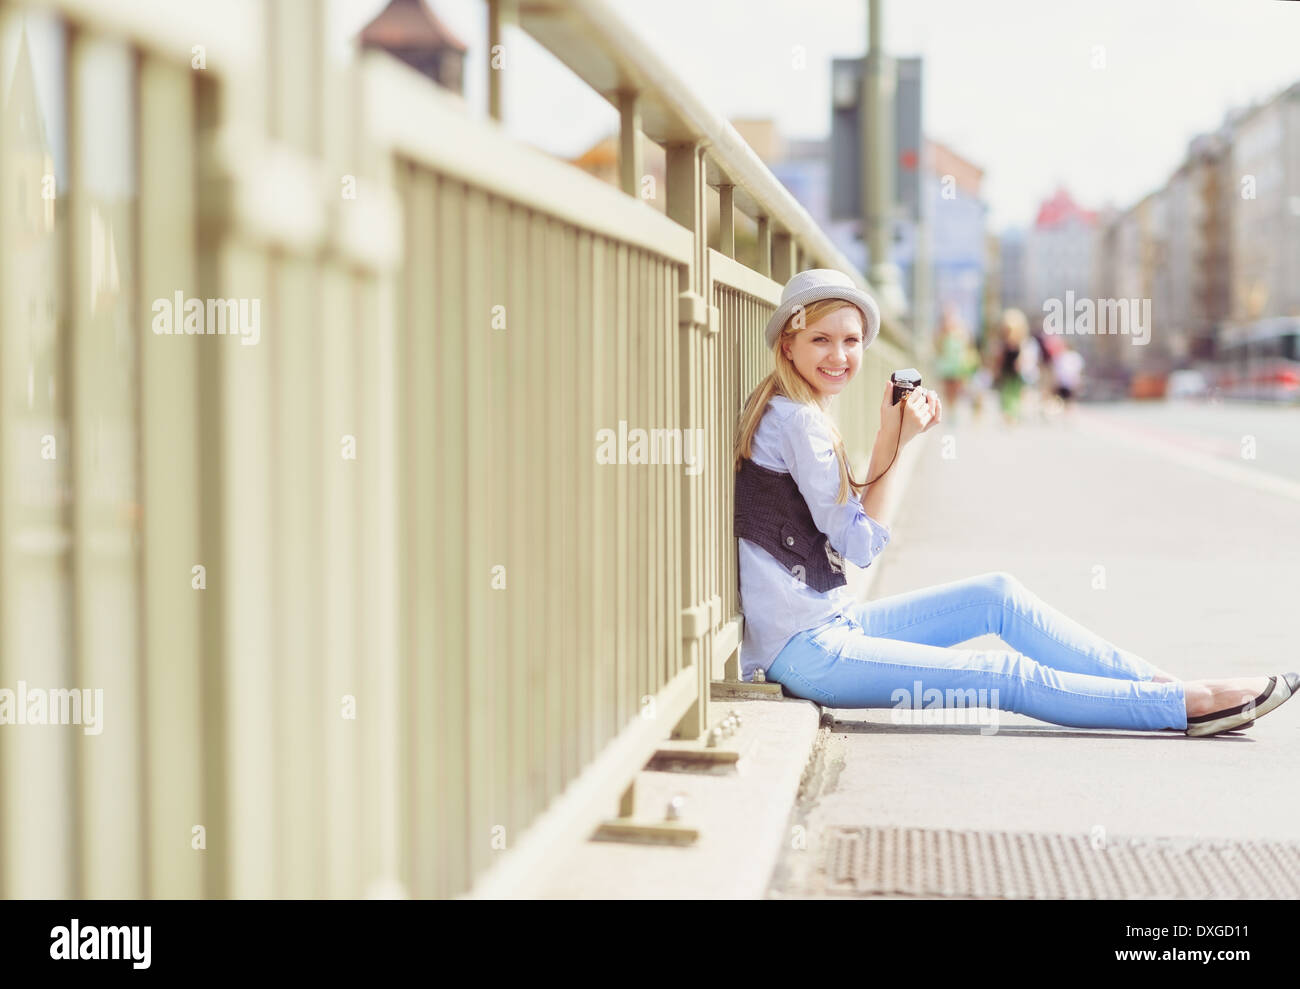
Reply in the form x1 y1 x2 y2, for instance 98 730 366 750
778 405 891 567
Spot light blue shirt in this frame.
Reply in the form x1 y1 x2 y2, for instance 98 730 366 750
738 395 892 681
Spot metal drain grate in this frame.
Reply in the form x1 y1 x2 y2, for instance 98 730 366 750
823 825 1300 898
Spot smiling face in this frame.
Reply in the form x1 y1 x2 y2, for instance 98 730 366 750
781 304 865 401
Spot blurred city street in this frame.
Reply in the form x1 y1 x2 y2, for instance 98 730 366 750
772 395 1300 897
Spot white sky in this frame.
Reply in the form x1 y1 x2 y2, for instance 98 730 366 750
335 0 1300 230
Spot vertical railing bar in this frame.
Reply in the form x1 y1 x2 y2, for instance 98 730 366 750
407 166 437 898
445 179 470 896
573 227 591 770
463 182 488 887
560 221 576 785
485 193 509 866
614 240 628 730
505 200 525 840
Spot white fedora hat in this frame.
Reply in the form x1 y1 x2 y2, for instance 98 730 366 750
763 268 881 351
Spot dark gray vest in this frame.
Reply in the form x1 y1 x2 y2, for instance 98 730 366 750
734 456 847 592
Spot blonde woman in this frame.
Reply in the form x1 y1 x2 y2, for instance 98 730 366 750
733 269 1297 735
993 308 1029 425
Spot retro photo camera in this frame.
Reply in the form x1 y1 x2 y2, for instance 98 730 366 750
890 368 923 406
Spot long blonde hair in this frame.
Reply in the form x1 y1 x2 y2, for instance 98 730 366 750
999 307 1029 345
733 298 867 506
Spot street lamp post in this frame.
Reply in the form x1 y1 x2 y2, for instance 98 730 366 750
862 0 908 323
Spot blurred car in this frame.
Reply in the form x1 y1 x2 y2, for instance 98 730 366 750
1214 317 1300 402
1166 369 1209 399
1130 373 1168 399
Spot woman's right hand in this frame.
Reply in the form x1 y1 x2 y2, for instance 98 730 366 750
878 379 903 443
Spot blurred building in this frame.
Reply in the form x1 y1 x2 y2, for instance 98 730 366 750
1092 191 1161 376
1143 185 1173 369
1229 81 1300 324
895 138 988 339
1190 130 1233 355
1152 130 1233 365
997 226 1027 315
1092 80 1300 380
1159 161 1195 364
1023 187 1097 323
1089 208 1120 378
358 0 467 96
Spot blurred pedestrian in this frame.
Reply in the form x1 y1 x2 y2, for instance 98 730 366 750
1052 342 1085 422
1020 331 1044 422
992 308 1030 426
1037 330 1065 419
933 305 979 424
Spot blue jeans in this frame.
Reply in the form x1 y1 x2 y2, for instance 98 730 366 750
765 571 1188 731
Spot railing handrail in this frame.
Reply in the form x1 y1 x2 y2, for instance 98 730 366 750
514 0 907 347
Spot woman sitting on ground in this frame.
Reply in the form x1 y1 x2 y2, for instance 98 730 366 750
733 269 1297 736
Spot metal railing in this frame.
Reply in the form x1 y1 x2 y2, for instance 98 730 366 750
0 0 913 901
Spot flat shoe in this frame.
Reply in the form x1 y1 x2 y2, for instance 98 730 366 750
1185 672 1300 737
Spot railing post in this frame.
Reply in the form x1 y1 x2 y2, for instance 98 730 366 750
617 89 644 199
773 228 796 284
268 0 321 153
487 0 517 122
665 139 710 741
755 215 771 276
718 183 735 258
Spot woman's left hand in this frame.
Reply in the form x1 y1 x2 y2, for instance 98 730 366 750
921 388 942 433
899 386 942 444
